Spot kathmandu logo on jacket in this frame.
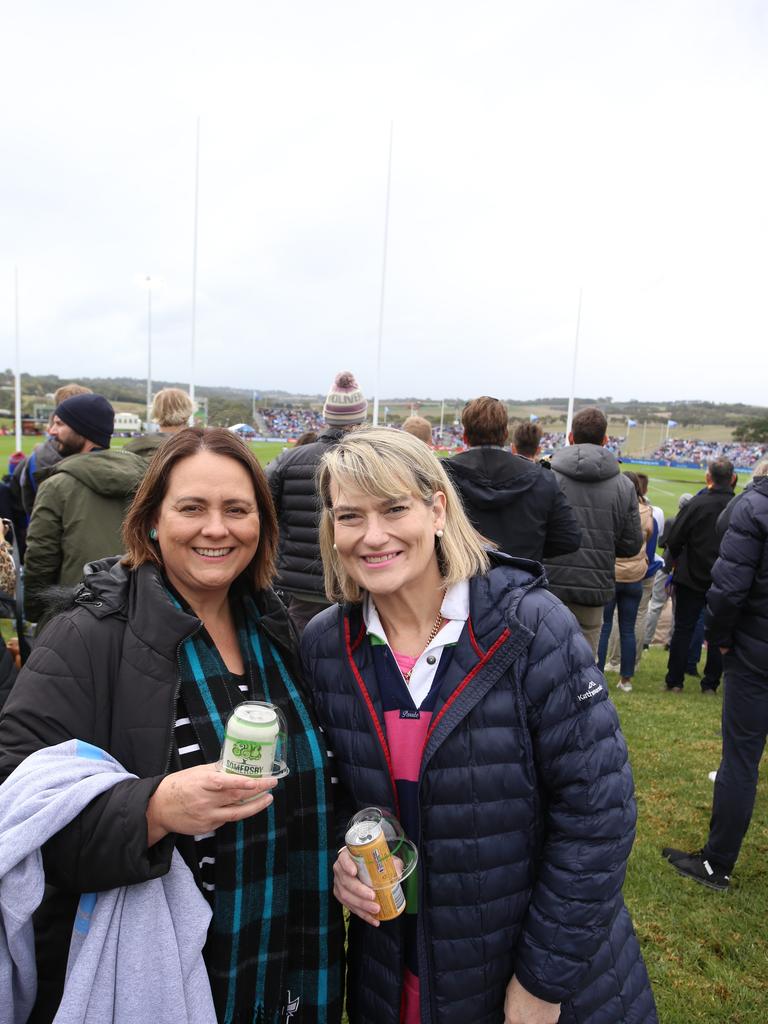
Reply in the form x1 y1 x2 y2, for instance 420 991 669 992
577 679 605 702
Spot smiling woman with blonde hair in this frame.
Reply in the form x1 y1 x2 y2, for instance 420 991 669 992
302 427 657 1024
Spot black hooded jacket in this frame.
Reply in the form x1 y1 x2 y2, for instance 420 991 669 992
444 447 581 562
706 475 768 674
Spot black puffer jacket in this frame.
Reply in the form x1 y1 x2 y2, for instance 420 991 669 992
266 429 345 597
302 557 657 1024
706 475 768 674
665 484 735 593
444 447 581 561
544 445 642 606
0 557 320 1017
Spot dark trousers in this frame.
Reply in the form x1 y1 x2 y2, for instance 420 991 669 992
703 657 768 873
665 583 723 690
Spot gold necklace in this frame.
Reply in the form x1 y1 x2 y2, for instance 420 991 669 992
402 609 445 683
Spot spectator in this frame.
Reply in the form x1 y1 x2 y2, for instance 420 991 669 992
401 415 433 446
124 387 196 460
303 427 657 1024
662 460 768 890
444 396 581 563
663 458 736 693
597 472 654 692
512 420 543 460
544 407 643 655
643 492 693 649
16 383 93 518
294 430 318 447
266 370 368 633
23 394 146 622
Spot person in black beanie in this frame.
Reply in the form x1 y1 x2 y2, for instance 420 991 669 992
23 394 147 622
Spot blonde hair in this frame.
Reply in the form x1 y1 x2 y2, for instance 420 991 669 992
317 427 491 603
53 383 92 404
151 388 195 428
753 458 768 479
401 416 433 445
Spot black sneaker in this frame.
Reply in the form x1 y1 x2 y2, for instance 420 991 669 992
662 848 730 891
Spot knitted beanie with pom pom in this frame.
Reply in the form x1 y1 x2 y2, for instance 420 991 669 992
322 371 368 426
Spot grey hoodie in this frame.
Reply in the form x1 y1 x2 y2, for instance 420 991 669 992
0 739 215 1024
544 444 642 606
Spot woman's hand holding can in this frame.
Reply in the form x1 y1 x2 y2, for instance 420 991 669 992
146 763 278 846
332 847 383 927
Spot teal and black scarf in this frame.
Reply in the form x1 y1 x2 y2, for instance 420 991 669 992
174 589 343 1024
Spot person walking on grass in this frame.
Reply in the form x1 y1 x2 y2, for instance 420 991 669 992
663 462 768 891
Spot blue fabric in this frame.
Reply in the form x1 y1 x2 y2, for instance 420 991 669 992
598 581 643 678
303 556 658 1024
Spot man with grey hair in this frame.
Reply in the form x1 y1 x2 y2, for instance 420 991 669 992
663 457 736 693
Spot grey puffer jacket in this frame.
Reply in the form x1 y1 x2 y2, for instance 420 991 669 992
545 445 642 606
266 428 345 598
302 556 657 1024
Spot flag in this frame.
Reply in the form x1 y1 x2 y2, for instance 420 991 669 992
529 413 539 422
667 419 677 428
627 418 638 427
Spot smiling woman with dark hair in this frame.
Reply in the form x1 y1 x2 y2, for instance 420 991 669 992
302 427 657 1024
0 427 343 1024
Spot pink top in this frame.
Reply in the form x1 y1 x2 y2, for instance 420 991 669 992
392 650 418 680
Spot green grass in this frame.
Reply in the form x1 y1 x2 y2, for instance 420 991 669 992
613 647 768 1023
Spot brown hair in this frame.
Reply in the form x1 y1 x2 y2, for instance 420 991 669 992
709 457 735 487
571 407 607 445
461 396 509 447
401 416 433 445
122 427 278 589
623 470 643 499
512 421 542 457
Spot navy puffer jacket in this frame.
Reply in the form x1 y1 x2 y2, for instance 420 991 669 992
302 558 657 1024
706 475 768 674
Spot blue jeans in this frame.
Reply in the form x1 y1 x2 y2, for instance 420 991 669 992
598 581 643 679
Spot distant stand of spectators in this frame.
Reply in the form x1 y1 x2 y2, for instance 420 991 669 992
651 438 767 470
258 407 324 438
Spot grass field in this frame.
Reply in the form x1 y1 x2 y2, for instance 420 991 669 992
0 431 764 1020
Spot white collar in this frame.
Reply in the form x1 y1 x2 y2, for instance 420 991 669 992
363 579 470 642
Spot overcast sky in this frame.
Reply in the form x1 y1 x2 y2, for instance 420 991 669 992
1 1 766 405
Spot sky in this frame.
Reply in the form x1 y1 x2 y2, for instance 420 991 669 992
1 1 766 405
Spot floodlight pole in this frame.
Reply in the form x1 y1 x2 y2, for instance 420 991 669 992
14 267 21 452
146 277 152 429
190 116 200 406
372 122 393 427
565 289 582 443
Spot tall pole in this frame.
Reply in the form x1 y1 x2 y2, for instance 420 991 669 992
146 276 152 429
565 289 583 443
14 267 21 452
641 420 647 454
439 399 445 443
190 116 200 406
252 390 256 424
372 122 393 427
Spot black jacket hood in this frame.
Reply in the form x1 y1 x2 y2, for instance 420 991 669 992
446 448 540 509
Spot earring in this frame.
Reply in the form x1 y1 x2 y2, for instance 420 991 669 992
149 527 158 541
436 529 444 538
332 543 338 550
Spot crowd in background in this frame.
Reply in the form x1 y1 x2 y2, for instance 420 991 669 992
650 438 766 469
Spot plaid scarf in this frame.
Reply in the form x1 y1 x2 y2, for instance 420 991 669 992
175 590 343 1024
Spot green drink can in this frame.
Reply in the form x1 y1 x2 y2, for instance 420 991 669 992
221 701 284 778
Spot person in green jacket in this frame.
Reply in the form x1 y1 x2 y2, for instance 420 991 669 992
23 393 146 622
123 387 196 461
